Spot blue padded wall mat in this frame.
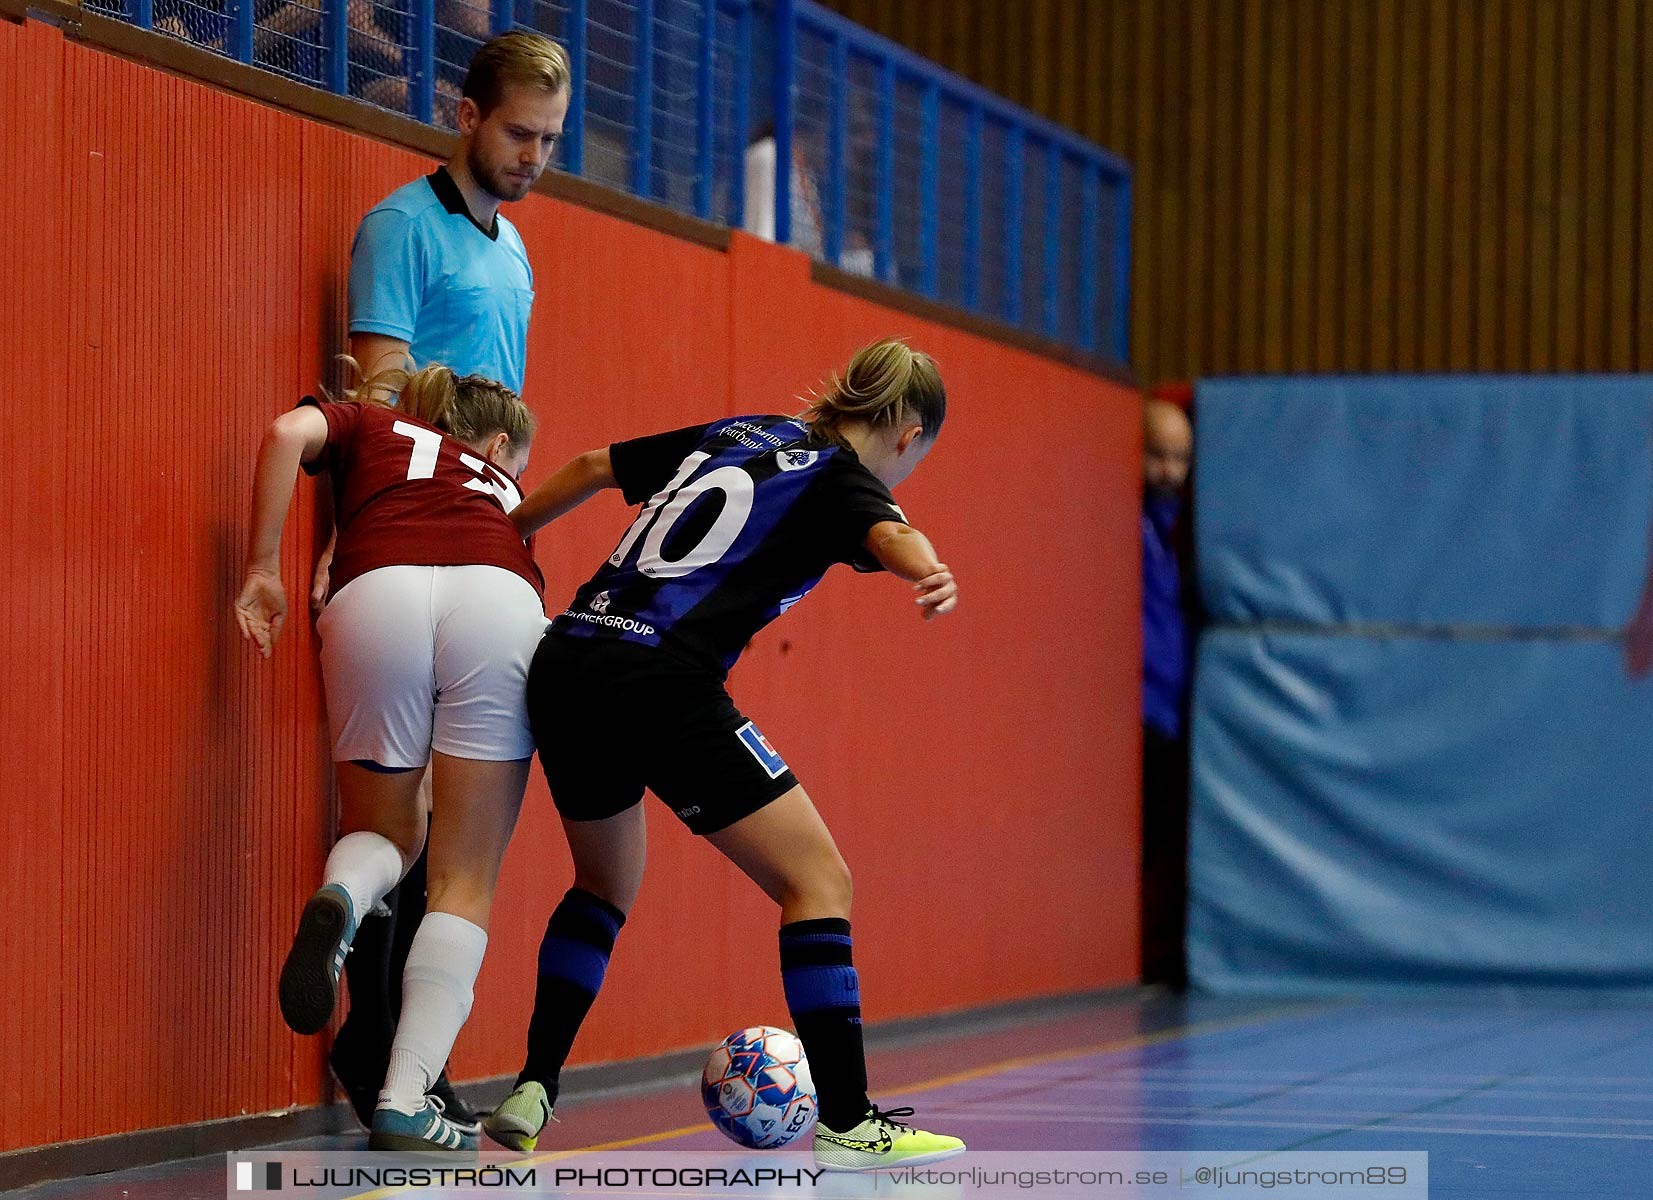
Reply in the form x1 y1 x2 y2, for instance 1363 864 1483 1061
1189 629 1653 993
1188 376 1653 992
1195 376 1653 630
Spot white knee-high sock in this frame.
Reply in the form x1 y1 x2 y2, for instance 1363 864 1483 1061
322 831 405 920
379 911 487 1111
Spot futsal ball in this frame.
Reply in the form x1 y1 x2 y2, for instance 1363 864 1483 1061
701 1026 817 1148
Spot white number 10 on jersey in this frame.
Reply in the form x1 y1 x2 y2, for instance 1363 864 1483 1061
609 451 756 579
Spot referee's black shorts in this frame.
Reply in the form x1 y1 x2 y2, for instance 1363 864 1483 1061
525 633 800 836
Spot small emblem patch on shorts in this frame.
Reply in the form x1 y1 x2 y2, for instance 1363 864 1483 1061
736 721 788 779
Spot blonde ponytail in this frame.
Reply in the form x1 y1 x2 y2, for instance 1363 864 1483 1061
805 338 945 447
396 364 462 431
332 355 536 454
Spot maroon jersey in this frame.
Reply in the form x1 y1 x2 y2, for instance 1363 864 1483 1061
303 398 544 601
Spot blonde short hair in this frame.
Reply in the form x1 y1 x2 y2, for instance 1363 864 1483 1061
462 30 572 116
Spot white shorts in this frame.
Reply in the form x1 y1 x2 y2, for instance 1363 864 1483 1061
317 564 548 767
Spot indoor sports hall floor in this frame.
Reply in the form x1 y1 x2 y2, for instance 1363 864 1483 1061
22 990 1651 1199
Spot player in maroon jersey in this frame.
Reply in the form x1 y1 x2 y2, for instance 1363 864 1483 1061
234 364 544 1151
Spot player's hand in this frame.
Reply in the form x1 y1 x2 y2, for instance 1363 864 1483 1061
310 542 334 615
235 567 288 658
1625 592 1653 679
914 565 957 621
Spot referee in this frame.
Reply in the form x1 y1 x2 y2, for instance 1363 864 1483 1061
316 28 570 1135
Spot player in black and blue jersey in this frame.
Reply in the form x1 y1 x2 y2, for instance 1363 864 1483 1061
482 338 965 1172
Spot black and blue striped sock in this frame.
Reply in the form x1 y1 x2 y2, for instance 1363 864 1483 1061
780 917 870 1132
518 888 627 1100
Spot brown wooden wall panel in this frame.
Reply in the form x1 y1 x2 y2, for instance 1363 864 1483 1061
818 0 1653 384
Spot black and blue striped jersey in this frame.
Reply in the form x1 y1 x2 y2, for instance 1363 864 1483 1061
550 414 908 676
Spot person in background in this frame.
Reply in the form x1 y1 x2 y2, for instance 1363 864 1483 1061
343 0 409 110
316 27 570 1138
838 96 880 279
744 122 824 260
744 121 878 279
152 0 327 81
1140 387 1195 990
328 0 477 128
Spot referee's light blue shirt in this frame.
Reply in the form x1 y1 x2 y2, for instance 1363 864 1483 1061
348 167 533 394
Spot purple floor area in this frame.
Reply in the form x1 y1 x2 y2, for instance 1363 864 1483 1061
18 991 1653 1198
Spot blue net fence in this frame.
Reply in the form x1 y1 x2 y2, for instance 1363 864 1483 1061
85 0 1130 361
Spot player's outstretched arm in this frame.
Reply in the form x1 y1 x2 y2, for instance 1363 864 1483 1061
864 520 958 622
235 407 330 658
512 448 617 537
306 335 411 614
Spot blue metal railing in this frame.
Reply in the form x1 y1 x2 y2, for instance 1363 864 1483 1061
84 0 1130 362
779 1 1131 359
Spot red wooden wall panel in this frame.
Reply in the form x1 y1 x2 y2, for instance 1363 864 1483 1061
1 19 1140 1153
1 14 71 1154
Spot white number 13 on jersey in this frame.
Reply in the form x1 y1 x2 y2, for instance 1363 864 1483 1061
392 420 522 513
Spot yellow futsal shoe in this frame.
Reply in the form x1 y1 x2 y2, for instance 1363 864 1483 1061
483 1080 553 1152
813 1105 966 1172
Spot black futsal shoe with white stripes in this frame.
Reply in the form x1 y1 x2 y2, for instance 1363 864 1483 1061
429 1070 481 1137
279 883 358 1035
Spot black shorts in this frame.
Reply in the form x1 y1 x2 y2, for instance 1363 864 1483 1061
525 634 800 835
